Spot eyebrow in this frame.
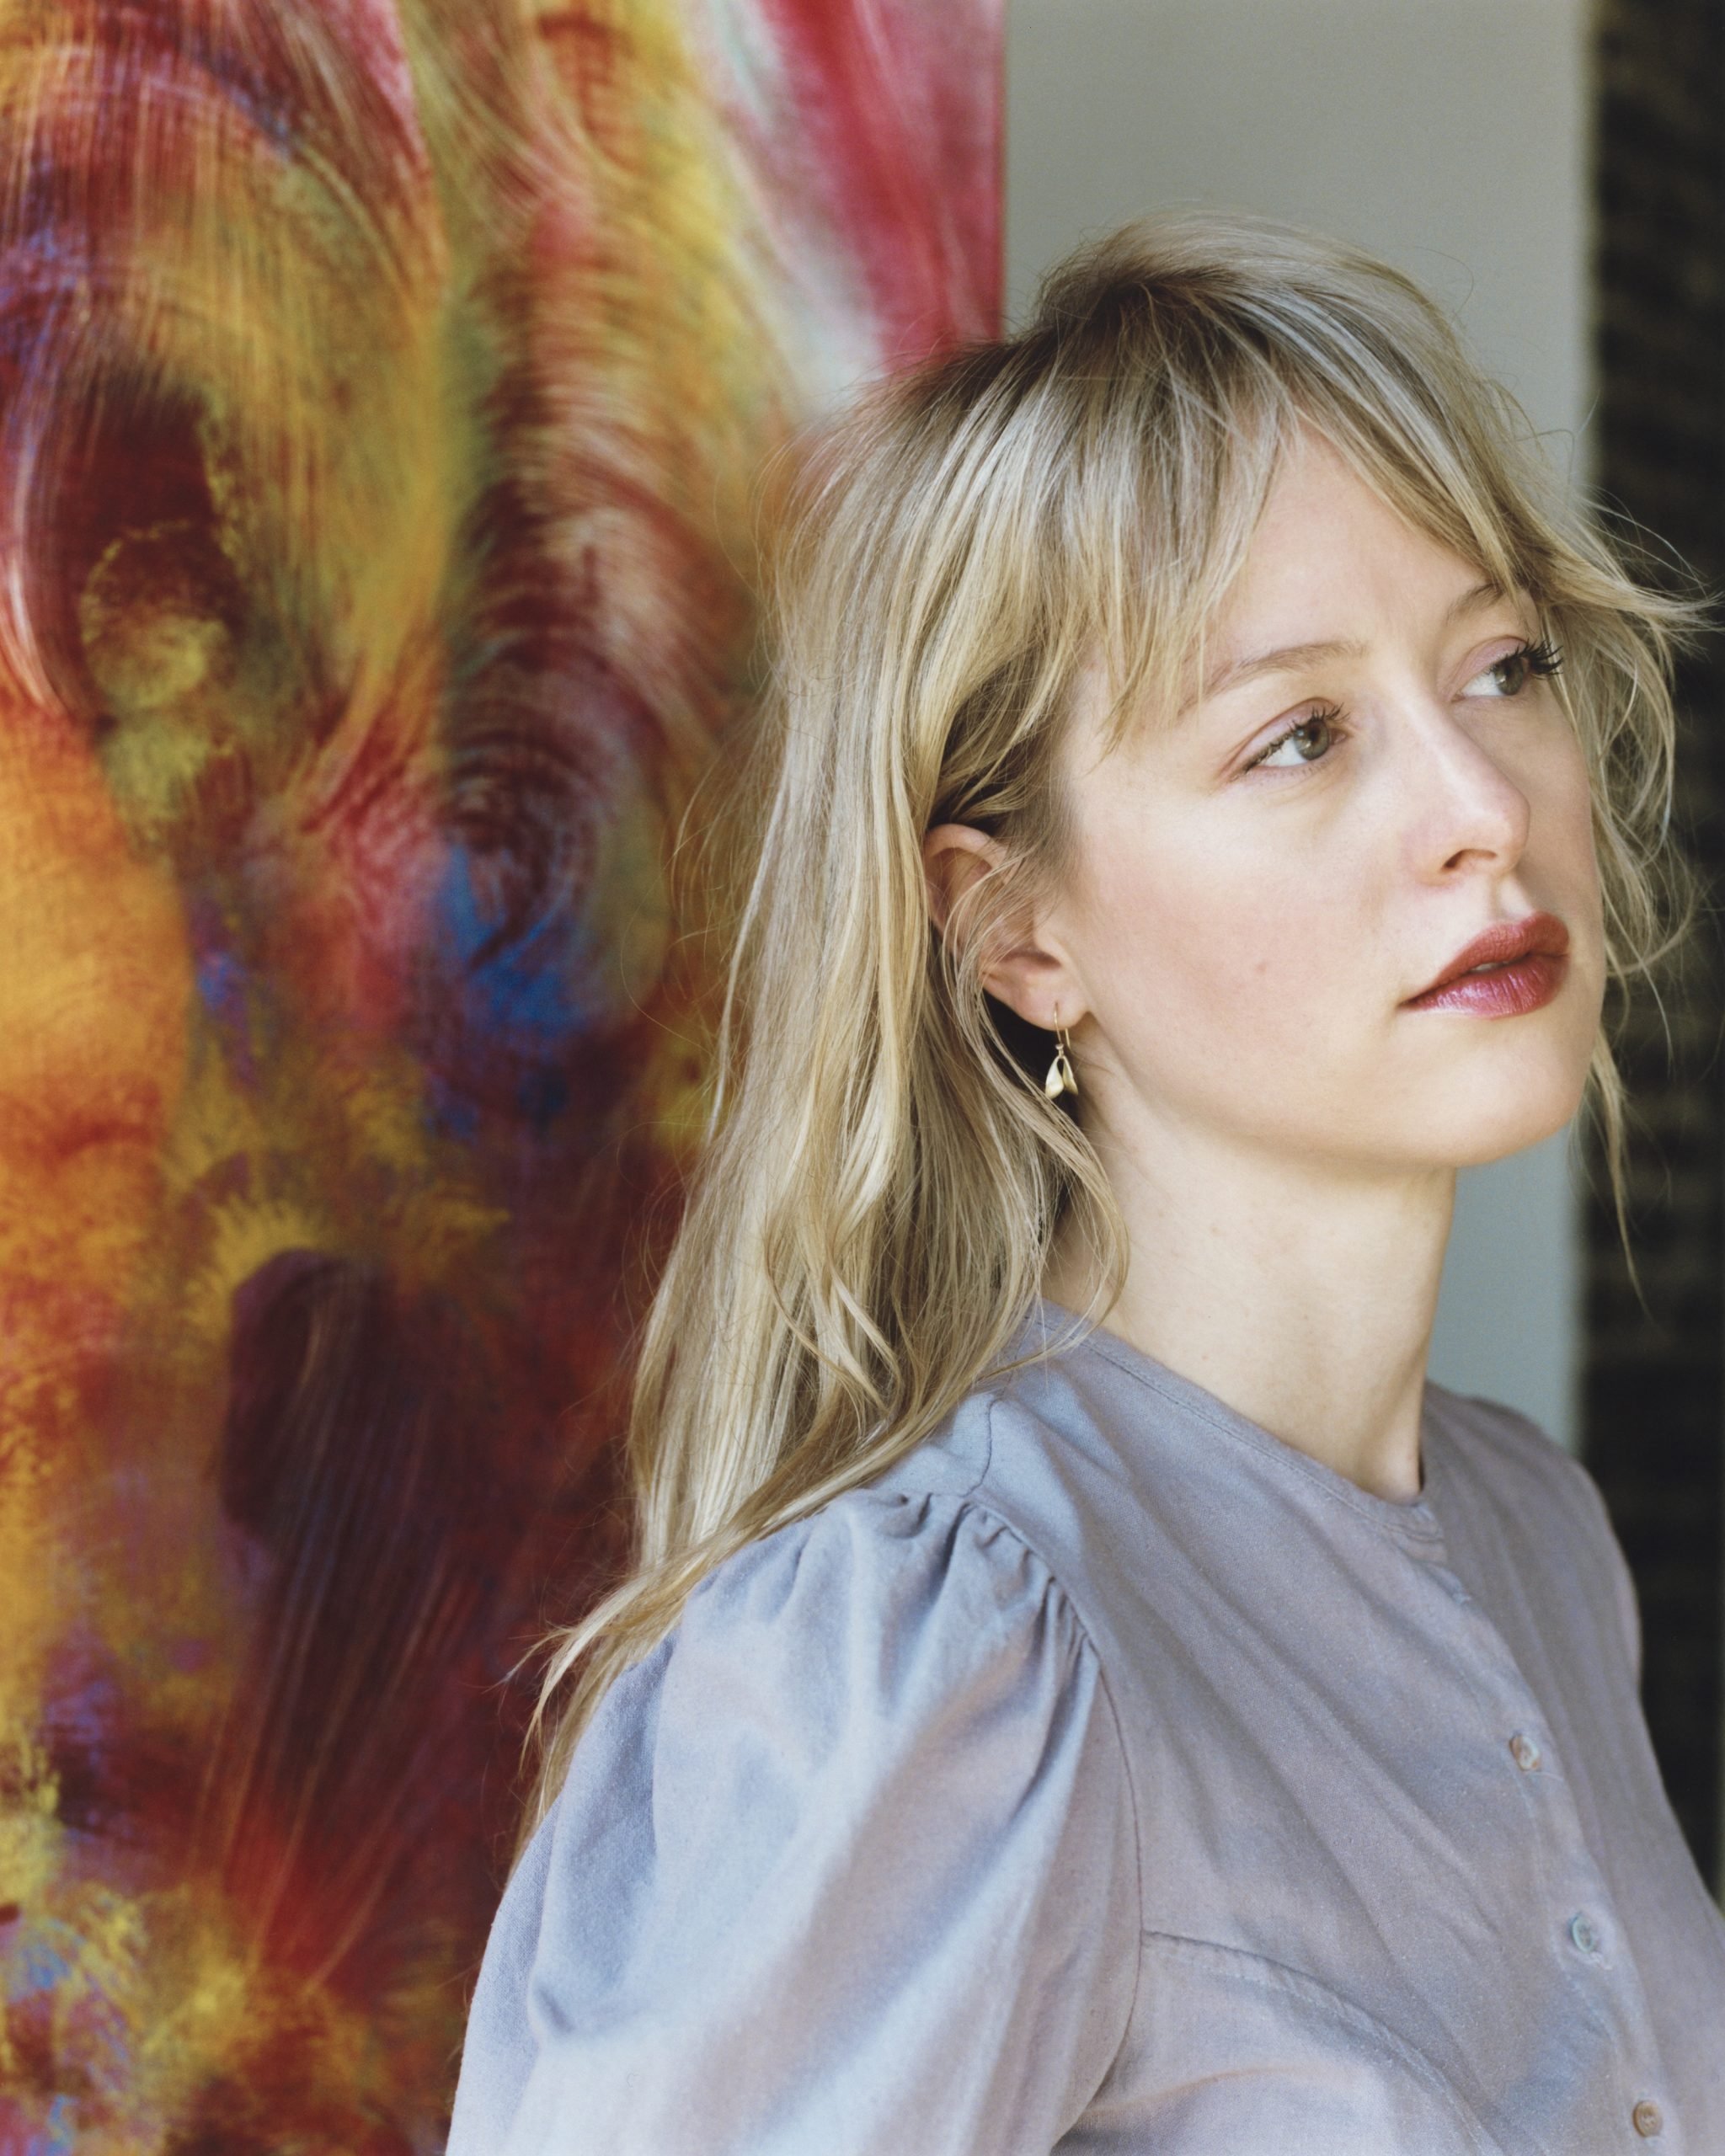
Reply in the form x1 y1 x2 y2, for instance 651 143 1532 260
1185 579 1510 712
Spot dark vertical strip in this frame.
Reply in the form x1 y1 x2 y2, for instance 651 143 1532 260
1587 0 1725 1885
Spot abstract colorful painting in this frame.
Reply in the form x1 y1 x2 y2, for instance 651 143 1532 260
0 3 1000 2144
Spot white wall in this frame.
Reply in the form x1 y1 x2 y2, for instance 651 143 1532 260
1006 0 1593 1447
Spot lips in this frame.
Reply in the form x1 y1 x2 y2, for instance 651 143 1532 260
1403 910 1571 1014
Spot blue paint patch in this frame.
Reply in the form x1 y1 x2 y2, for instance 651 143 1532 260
195 941 248 1028
186 899 260 1086
26 2094 77 2156
515 1064 569 1134
12 1936 71 1999
42 1662 119 1754
424 846 626 1139
436 846 602 1053
424 1073 480 1144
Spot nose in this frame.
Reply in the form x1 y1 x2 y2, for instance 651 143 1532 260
1400 694 1532 880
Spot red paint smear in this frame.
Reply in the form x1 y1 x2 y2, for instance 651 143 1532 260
761 0 1003 360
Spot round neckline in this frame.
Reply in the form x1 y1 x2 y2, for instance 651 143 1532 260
1019 1294 1447 1545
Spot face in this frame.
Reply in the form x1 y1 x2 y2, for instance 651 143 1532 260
942 425 1606 1177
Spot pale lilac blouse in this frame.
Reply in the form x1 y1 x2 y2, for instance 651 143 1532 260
448 1300 1725 2153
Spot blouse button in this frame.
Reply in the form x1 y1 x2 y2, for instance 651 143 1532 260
1508 1732 1542 1772
1632 2098 1664 2137
1567 1912 1603 1956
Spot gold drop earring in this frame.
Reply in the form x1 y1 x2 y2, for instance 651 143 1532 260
1044 1006 1079 1101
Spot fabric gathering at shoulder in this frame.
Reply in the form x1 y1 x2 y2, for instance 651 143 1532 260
446 1481 1144 2156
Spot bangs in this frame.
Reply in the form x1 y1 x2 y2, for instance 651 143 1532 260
1023 259 1557 760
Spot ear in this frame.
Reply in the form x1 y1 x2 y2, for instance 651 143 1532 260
921 822 1087 1030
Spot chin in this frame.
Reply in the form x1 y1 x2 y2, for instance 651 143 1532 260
1418 1057 1593 1169
1447 1118 1578 1171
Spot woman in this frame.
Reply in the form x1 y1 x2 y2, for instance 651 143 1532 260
449 213 1725 2153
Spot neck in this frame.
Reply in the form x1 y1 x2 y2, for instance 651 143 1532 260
1042 1115 1455 1505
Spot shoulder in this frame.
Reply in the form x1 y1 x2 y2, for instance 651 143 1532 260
1424 1377 1611 1540
453 1442 1145 2153
656 1460 1104 1745
1423 1379 1641 1677
679 1360 1121 1662
536 1453 1140 1941
496 1467 1139 2134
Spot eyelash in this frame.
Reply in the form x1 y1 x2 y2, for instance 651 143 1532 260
1242 636 1564 773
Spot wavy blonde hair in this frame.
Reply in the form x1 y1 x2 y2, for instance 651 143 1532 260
521 210 1704 1842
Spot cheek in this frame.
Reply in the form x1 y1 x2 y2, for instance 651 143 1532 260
1523 725 1604 927
1558 751 1603 888
1081 825 1363 1075
1544 743 1610 1024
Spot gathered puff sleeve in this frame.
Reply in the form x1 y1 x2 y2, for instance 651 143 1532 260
449 1486 1142 2156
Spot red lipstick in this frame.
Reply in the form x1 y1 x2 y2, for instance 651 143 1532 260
1402 911 1570 1017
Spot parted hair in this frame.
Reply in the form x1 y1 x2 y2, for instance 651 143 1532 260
521 210 1704 1848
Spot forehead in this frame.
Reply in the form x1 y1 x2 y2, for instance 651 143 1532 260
1061 473 1530 776
1232 430 1471 600
1190 430 1520 667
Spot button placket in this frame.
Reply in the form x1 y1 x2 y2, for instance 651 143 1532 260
1413 1545 1671 2131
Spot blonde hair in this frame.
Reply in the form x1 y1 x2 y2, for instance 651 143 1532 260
521 210 1705 1840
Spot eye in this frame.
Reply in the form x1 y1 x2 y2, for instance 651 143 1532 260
1462 637 1563 699
1246 704 1345 772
